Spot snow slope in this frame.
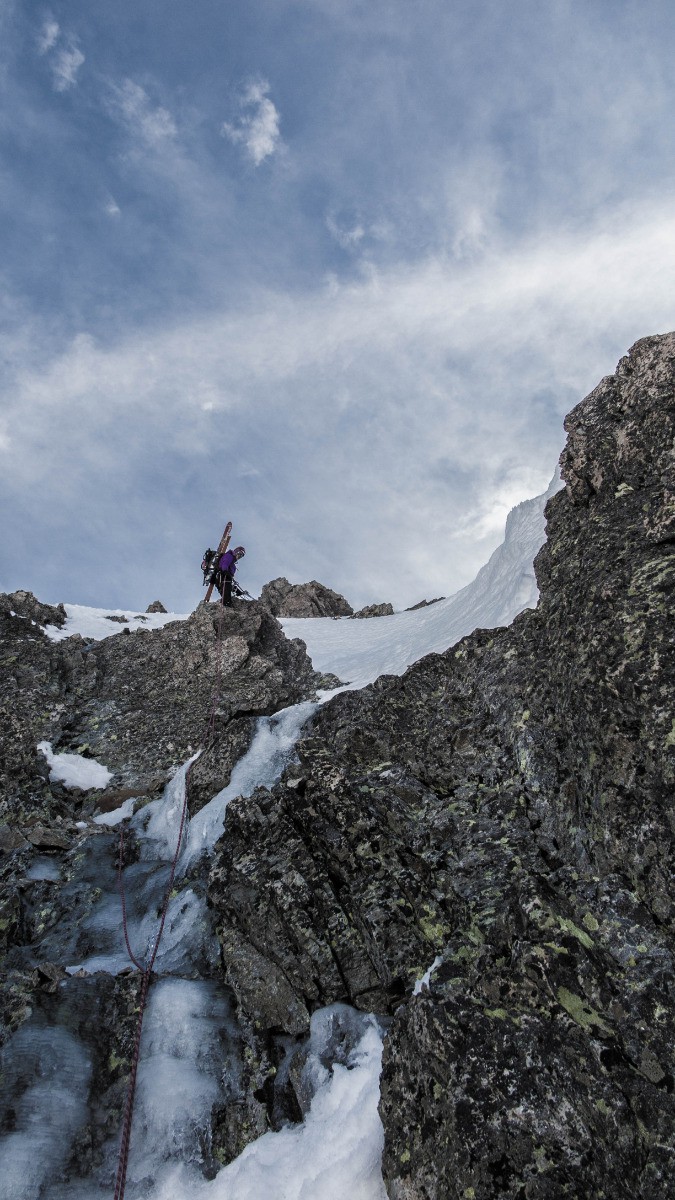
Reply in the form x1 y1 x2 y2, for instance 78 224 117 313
42 474 559 691
44 605 188 642
282 472 561 689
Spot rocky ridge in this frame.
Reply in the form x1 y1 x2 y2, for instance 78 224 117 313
207 333 675 1198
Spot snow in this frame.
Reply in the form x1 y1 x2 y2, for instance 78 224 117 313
92 797 136 826
37 741 113 789
195 1014 387 1200
282 473 560 690
43 603 189 642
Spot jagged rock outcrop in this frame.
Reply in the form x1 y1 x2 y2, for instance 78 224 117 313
260 576 353 618
0 597 317 831
351 602 395 618
145 600 167 613
208 333 675 1198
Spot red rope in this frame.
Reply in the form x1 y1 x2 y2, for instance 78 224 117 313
112 599 227 1199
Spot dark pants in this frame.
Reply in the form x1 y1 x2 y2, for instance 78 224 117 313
220 571 234 606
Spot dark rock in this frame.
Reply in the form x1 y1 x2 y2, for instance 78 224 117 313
25 825 72 850
260 576 353 618
351 602 395 618
0 590 67 629
0 825 29 852
146 600 168 613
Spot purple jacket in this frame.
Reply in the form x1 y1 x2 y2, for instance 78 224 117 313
219 549 237 576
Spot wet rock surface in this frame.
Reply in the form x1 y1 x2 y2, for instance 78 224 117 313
208 333 675 1198
260 575 354 618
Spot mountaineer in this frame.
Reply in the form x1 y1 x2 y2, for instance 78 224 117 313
217 545 246 606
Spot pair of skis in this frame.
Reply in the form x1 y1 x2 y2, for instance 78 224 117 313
204 521 232 603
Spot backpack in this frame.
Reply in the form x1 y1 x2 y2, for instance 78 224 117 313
201 548 220 586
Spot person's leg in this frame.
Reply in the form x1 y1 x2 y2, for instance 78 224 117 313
222 573 233 606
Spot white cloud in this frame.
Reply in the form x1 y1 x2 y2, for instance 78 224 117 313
51 43 85 92
105 198 121 218
113 79 177 145
36 18 84 92
327 214 366 251
2 198 675 610
37 18 59 55
222 79 281 166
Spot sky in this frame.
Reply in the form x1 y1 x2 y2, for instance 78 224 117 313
1 0 675 612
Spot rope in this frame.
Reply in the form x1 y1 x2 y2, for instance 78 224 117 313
112 598 228 1200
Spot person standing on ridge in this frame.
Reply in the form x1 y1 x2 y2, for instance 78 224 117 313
218 545 245 606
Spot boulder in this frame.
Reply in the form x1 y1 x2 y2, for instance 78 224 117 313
260 576 353 618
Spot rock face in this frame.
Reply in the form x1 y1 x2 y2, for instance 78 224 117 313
0 596 318 844
207 333 675 1198
145 599 167 613
351 601 395 618
260 576 353 618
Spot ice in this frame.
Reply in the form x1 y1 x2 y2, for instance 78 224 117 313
0 1023 92 1200
282 473 561 691
125 979 238 1185
37 740 112 789
43 603 189 643
193 1011 388 1200
142 754 201 858
24 856 61 882
413 954 443 995
184 701 317 863
67 867 217 978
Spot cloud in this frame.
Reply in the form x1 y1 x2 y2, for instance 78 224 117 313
51 43 85 92
36 18 84 91
2 197 675 611
37 18 59 55
222 79 281 165
326 214 366 251
112 79 177 146
105 197 121 218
